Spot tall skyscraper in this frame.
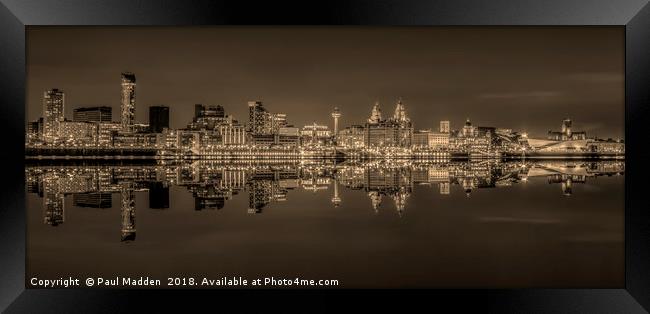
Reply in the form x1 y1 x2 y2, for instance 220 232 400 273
149 105 169 133
42 89 65 142
120 72 136 133
248 101 270 135
73 106 112 122
440 120 450 133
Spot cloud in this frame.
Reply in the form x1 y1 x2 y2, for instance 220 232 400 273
478 91 561 99
566 72 623 82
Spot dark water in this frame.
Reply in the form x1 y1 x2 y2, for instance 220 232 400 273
26 160 624 288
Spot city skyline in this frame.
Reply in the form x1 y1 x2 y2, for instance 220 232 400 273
26 27 624 139
26 73 625 160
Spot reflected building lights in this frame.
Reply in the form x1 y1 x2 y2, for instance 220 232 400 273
27 160 624 241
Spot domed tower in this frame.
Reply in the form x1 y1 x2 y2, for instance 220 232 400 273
393 98 410 124
368 102 382 124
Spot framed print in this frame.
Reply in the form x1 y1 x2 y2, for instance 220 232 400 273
1 0 650 312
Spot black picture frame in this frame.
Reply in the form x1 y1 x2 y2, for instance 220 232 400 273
2 0 649 312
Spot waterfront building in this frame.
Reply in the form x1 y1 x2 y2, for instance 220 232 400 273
42 89 65 143
300 123 332 146
413 130 450 149
112 132 157 148
26 118 44 144
337 125 365 148
588 139 625 154
247 101 293 146
449 119 495 155
278 127 300 146
58 120 97 145
440 120 450 133
73 106 112 122
547 118 587 141
248 101 272 135
189 104 246 145
96 122 122 146
331 107 341 136
363 100 413 148
413 130 431 147
120 72 136 133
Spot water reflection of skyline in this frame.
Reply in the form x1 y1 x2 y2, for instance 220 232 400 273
26 160 624 242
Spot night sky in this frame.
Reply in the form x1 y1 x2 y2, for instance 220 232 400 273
26 26 624 139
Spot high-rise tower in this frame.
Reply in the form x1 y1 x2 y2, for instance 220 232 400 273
248 101 269 135
120 72 136 133
42 89 65 142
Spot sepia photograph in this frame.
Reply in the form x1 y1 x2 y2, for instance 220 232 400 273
25 26 625 288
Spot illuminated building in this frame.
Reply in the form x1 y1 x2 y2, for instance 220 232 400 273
73 106 112 122
120 72 136 133
26 118 44 143
331 107 341 137
547 118 587 141
338 125 365 148
96 122 122 146
277 127 300 146
413 130 450 149
588 139 625 154
448 118 495 156
189 104 246 145
58 121 97 145
112 132 157 148
149 106 169 133
364 100 413 148
368 102 382 123
42 89 65 143
413 130 431 147
247 101 292 146
462 118 476 137
248 101 270 135
300 123 332 146
440 120 450 133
